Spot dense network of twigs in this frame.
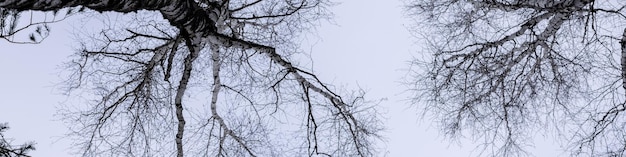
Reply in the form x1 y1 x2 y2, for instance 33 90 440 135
408 0 626 156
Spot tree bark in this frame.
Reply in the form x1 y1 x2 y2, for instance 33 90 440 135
621 28 626 91
0 0 218 34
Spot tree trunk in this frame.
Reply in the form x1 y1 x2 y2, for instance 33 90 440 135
0 0 218 34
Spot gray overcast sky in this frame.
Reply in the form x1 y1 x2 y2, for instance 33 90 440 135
0 0 563 156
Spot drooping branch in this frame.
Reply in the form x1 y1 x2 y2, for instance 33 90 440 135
71 26 182 156
204 33 370 155
208 44 258 157
0 7 76 43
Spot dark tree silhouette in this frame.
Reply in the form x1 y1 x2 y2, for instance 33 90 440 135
0 123 35 157
1 0 382 156
407 0 626 156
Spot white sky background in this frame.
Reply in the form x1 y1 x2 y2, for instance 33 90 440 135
0 0 565 156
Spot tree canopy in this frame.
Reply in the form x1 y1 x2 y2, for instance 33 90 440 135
12 0 626 156
0 0 383 156
408 0 626 156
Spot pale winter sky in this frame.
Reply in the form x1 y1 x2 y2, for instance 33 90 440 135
0 0 562 156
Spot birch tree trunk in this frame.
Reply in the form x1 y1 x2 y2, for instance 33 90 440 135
0 0 218 33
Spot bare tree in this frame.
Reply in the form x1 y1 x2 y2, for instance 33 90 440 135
0 0 382 156
407 0 626 156
0 123 35 157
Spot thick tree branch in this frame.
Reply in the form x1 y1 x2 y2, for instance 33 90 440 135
170 29 205 157
208 44 257 157
0 0 218 34
621 28 626 91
